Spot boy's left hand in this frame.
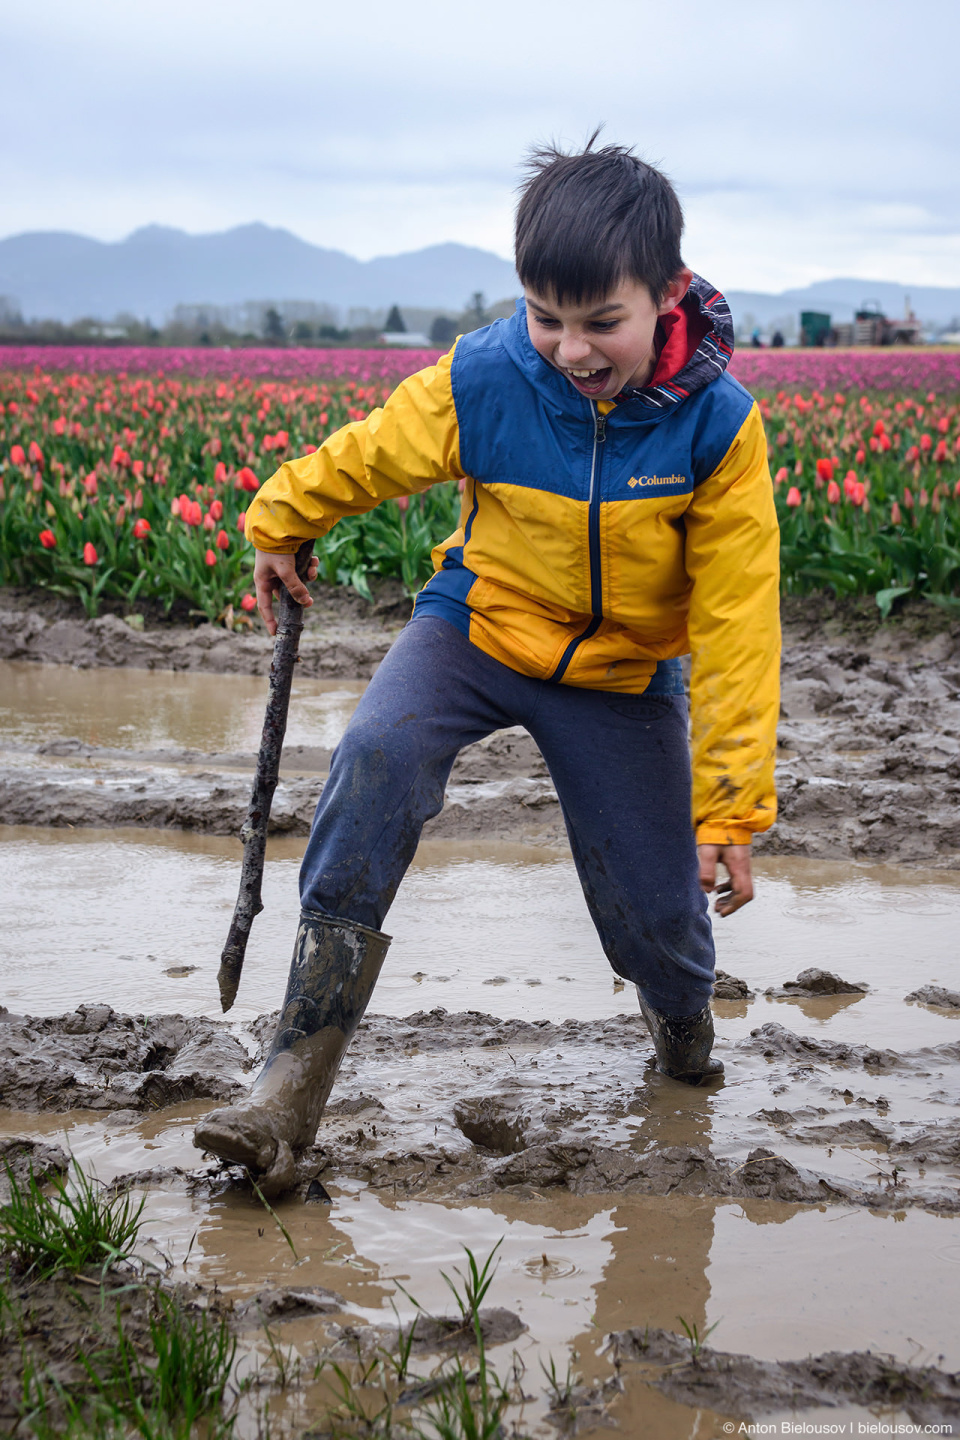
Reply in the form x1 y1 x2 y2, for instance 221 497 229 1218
698 844 754 917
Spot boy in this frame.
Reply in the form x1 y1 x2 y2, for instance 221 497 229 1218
195 140 780 1195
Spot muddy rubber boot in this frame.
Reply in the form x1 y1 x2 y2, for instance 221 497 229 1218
637 991 724 1086
194 913 390 1195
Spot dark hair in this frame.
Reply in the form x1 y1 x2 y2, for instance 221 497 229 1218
515 134 685 305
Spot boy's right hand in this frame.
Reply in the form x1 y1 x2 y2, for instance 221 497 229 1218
254 549 320 636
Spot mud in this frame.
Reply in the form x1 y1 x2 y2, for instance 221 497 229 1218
0 1004 251 1112
609 1326 960 1426
2 591 960 860
4 1004 960 1220
907 983 960 1009
764 966 869 997
0 580 408 678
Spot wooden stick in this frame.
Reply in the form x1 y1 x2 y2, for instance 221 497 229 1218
217 540 314 1012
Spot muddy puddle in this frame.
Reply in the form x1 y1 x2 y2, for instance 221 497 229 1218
4 621 960 1431
0 657 364 757
1 829 960 1430
1 825 958 1045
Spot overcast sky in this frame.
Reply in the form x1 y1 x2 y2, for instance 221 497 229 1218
2 0 958 293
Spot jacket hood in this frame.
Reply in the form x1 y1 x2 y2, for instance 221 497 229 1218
505 275 735 417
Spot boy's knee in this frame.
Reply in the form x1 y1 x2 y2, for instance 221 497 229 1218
333 716 422 780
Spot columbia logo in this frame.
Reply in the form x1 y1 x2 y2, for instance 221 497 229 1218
628 474 688 488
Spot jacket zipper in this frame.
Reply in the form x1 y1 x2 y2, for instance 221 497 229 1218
587 402 606 616
546 403 606 682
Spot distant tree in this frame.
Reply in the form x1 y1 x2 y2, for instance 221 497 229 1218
429 315 459 345
463 292 489 330
384 304 406 333
292 320 314 342
263 307 285 343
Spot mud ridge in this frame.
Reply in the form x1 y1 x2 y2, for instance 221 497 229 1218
0 582 407 678
0 730 562 842
608 1325 960 1426
0 1004 252 1112
12 1006 956 1215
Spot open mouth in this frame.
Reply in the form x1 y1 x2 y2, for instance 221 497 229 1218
563 366 613 396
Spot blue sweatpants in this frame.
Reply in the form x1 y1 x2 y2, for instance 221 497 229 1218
299 617 716 1017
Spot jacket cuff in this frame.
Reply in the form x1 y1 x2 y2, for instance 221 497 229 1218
695 824 754 847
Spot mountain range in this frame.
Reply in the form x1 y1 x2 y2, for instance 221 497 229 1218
2 223 959 331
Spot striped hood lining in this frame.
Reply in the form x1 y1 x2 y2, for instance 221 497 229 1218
614 275 735 411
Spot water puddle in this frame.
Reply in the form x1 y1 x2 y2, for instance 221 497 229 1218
0 657 364 754
0 1100 955 1436
1 827 958 1048
3 659 960 1432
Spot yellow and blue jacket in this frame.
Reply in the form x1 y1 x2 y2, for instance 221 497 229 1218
247 277 780 846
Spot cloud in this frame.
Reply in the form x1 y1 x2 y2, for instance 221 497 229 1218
2 0 958 287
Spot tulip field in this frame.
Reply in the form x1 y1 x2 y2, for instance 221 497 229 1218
2 345 960 622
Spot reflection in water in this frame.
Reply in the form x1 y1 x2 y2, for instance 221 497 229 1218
0 658 364 754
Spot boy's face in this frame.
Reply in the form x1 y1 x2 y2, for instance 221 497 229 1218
524 270 693 401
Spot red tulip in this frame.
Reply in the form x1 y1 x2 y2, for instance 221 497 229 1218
215 528 229 550
210 499 223 520
934 440 948 463
827 480 840 504
855 448 865 464
213 461 227 483
843 470 858 497
920 433 932 452
237 510 247 533
815 458 833 482
891 501 902 524
39 529 57 549
83 542 98 566
396 494 410 512
133 518 151 538
28 440 44 465
774 466 788 484
852 482 866 506
786 486 802 507
238 467 259 492
204 548 217 566
83 473 98 497
10 444 25 466
203 512 216 531
240 593 257 612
